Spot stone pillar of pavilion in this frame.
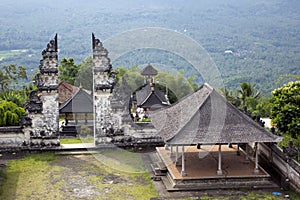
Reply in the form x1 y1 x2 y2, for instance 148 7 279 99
22 34 60 147
92 33 117 145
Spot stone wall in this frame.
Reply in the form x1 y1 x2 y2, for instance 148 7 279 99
0 127 24 149
259 143 300 194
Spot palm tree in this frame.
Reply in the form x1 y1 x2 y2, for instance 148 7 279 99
219 87 241 107
237 82 261 107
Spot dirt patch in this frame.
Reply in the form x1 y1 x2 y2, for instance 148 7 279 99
101 173 127 184
50 155 104 198
135 175 149 185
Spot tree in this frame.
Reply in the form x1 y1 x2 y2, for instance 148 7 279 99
76 56 93 90
271 81 300 139
156 69 196 100
255 97 272 117
115 65 144 93
0 64 27 92
219 87 241 107
0 91 24 107
237 82 261 112
115 66 197 103
58 58 78 85
0 100 25 126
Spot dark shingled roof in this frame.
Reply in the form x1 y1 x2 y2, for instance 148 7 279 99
141 64 158 76
136 84 169 109
59 89 93 113
150 83 282 145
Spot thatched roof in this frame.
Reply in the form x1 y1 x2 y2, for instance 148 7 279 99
59 88 93 113
141 64 158 76
150 83 281 145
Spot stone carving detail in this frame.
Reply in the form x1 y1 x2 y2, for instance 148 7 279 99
92 33 120 143
40 35 58 74
24 90 43 113
22 34 60 148
20 114 32 127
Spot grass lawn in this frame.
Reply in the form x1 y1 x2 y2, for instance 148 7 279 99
60 136 94 144
0 152 299 200
0 152 158 200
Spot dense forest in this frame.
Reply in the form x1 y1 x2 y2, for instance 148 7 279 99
0 0 299 94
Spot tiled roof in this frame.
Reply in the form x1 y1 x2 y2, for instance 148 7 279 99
141 64 158 76
150 83 282 145
136 84 168 109
58 82 79 104
59 88 93 113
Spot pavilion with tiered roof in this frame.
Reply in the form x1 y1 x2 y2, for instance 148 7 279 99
150 83 281 190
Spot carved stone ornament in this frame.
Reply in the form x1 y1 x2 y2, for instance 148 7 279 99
24 90 43 113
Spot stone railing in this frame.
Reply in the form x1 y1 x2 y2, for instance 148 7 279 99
259 143 300 194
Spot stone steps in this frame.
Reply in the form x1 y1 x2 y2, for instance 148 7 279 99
162 172 279 191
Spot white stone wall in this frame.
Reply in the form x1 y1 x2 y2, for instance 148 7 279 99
42 93 59 135
94 92 112 136
0 132 24 146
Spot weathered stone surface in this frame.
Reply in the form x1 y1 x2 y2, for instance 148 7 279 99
22 34 60 148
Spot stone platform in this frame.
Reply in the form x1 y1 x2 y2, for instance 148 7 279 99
155 145 279 191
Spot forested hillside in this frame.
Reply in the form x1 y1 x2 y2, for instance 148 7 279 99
0 0 299 94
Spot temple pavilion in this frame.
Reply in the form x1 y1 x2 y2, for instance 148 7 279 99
150 83 282 190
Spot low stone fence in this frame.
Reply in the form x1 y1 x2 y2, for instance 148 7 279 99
0 126 25 149
259 143 300 194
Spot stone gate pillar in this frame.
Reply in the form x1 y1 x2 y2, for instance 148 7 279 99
92 33 116 145
22 34 60 147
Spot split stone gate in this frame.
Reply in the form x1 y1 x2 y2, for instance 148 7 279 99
1 34 163 149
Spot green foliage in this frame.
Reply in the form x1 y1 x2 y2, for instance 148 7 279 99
156 83 178 104
237 82 261 107
0 100 25 126
58 58 78 85
219 87 241 107
116 65 197 103
220 82 263 114
220 82 277 119
0 89 28 107
271 81 300 139
255 97 272 117
0 1 299 96
75 56 93 90
116 65 144 93
156 69 196 101
0 64 27 92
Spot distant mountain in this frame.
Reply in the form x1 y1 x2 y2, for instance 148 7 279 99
0 0 299 94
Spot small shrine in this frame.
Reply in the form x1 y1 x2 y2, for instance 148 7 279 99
131 64 170 122
58 87 93 137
